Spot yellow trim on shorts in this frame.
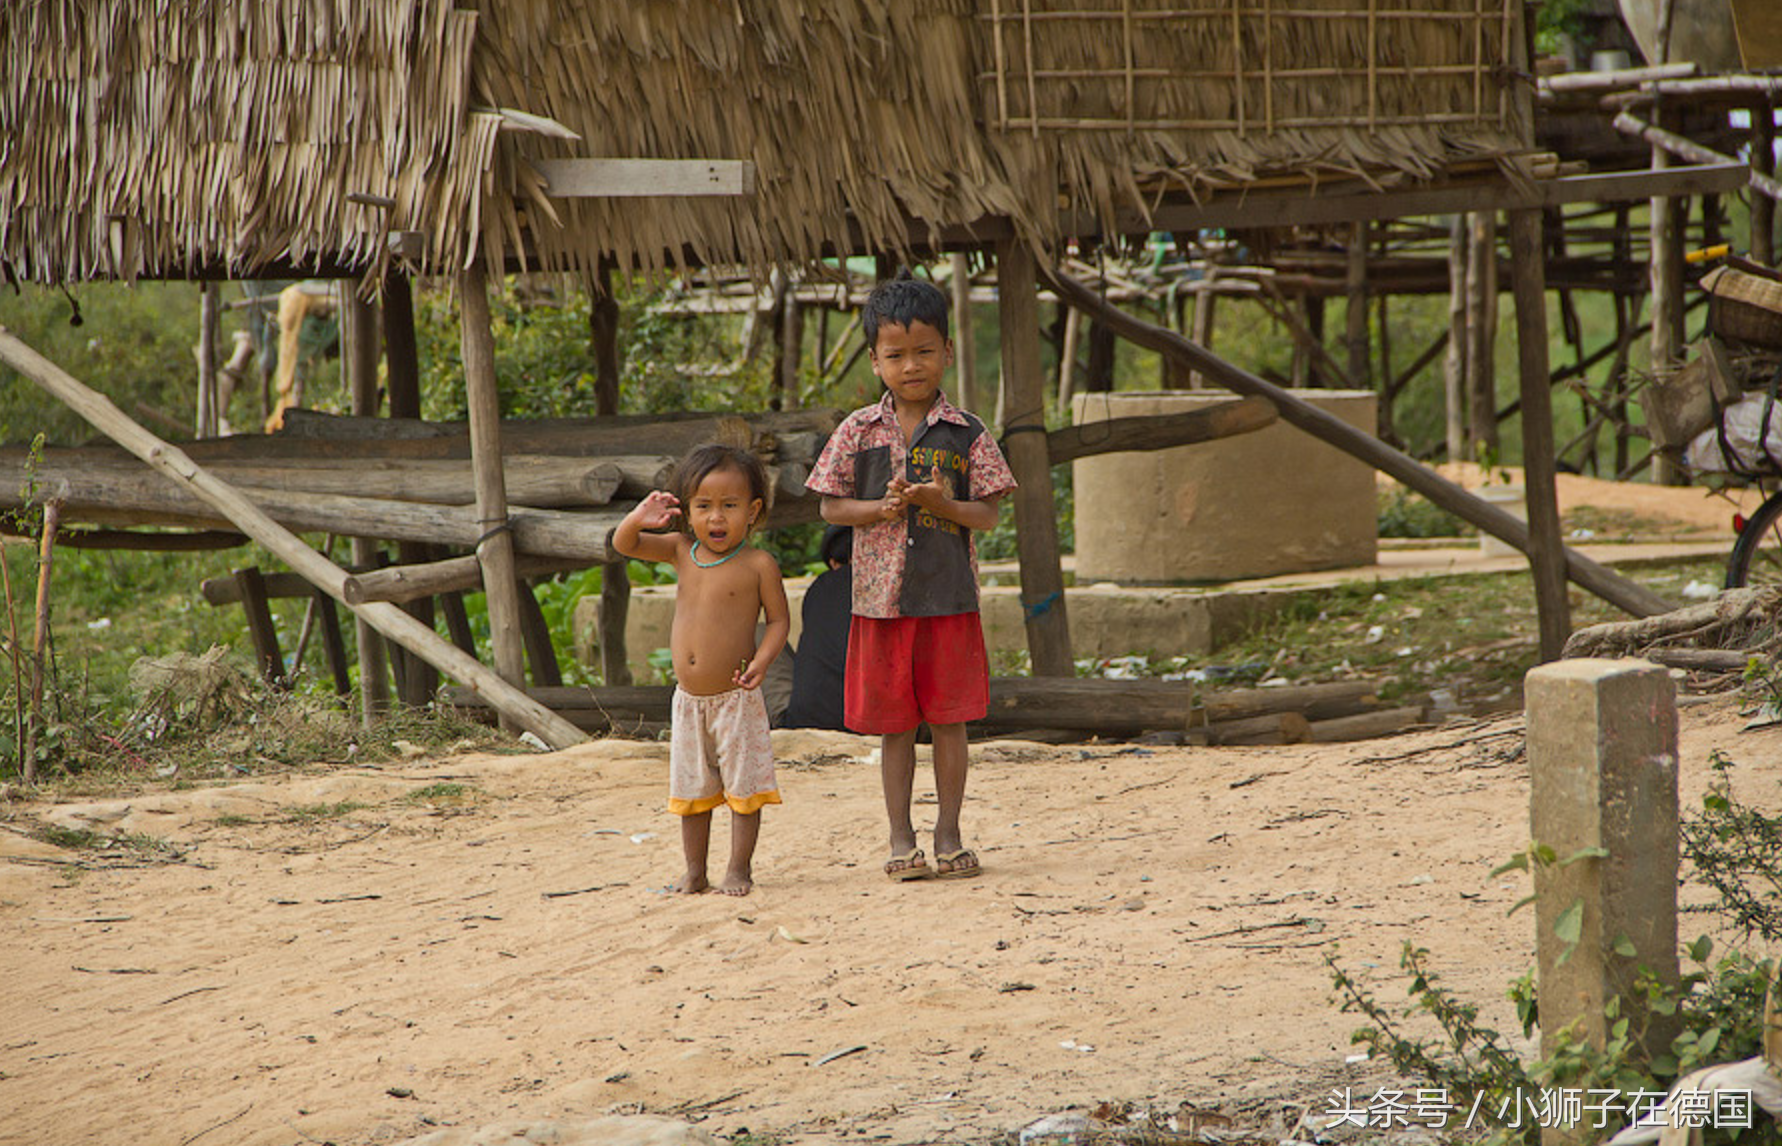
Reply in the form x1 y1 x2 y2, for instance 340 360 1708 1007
725 789 783 815
669 793 727 816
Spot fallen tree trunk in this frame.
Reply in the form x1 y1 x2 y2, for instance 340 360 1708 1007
447 676 1389 737
0 327 586 750
1562 586 1782 659
1307 706 1426 743
181 407 842 464
341 553 590 605
1042 267 1675 619
0 449 632 508
23 479 626 562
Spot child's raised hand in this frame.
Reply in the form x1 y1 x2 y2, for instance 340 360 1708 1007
635 489 681 530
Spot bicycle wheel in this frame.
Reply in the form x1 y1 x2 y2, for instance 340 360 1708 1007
1725 487 1782 588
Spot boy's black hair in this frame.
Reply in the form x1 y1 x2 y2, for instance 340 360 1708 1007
861 269 949 348
672 444 769 536
819 522 852 567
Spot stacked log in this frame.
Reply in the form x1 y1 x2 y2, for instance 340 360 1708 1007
441 676 1426 744
0 407 842 562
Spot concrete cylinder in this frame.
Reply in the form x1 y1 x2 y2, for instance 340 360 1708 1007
1071 390 1379 584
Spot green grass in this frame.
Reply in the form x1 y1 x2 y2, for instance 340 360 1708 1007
283 801 367 823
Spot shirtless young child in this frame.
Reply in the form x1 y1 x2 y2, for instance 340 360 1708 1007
612 444 791 896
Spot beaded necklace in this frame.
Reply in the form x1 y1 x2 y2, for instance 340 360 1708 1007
690 540 745 568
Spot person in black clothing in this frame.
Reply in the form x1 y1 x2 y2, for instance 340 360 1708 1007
778 525 852 731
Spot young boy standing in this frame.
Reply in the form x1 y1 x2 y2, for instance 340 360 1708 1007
613 444 791 896
806 274 1016 882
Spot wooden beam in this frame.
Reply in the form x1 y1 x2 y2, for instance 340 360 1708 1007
1038 396 1277 465
0 326 587 750
995 239 1073 676
1041 268 1674 619
1612 111 1782 203
342 553 588 606
1508 207 1571 661
532 158 755 198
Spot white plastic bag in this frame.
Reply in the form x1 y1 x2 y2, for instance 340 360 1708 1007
1684 392 1782 474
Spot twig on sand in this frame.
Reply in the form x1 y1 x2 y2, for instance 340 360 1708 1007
159 985 221 1006
179 1104 252 1146
542 882 627 898
1349 722 1523 766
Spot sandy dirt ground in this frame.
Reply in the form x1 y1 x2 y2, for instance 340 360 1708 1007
2 700 1778 1146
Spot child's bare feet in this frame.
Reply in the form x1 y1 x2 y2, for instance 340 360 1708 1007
670 869 709 894
716 868 753 897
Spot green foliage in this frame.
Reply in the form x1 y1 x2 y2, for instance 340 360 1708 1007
412 276 775 421
1682 751 1782 944
0 283 207 445
1332 762 1782 1145
1378 487 1471 539
284 801 367 822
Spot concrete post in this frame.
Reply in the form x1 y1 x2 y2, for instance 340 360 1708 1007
1525 659 1679 1079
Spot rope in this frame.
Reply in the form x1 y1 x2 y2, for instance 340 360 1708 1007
1023 590 1061 619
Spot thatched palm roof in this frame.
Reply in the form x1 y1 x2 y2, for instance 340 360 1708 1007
0 0 1529 286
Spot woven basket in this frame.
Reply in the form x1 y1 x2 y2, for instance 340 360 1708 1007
1701 261 1782 349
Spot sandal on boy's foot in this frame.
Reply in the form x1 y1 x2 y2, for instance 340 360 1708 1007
884 848 932 882
934 848 982 880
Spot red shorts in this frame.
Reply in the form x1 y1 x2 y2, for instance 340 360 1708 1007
844 612 989 734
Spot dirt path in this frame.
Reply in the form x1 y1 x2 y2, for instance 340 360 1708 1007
2 701 1775 1146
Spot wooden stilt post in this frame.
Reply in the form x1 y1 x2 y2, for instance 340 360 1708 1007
458 265 528 717
951 252 978 413
1466 212 1499 457
598 557 633 686
196 283 221 438
1056 302 1081 414
779 294 804 410
337 285 391 718
995 239 1073 676
1344 222 1370 392
592 262 621 417
1188 271 1218 389
382 272 421 420
1508 208 1571 662
1650 112 1686 485
1445 213 1468 462
24 500 59 784
1753 98 1775 267
342 286 390 720
381 273 439 706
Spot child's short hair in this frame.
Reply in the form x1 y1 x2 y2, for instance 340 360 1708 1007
672 444 770 535
861 270 949 347
819 522 852 567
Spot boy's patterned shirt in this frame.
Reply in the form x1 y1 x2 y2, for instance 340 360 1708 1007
806 390 1016 619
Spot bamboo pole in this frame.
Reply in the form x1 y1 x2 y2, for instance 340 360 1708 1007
0 542 25 783
25 500 59 784
1344 222 1370 390
1610 111 1782 206
996 239 1073 676
1754 100 1776 266
196 284 220 438
343 287 388 719
1647 111 1686 487
1466 211 1499 455
1508 208 1570 661
0 327 586 750
1445 213 1468 461
458 264 528 708
1041 267 1674 619
951 252 978 413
